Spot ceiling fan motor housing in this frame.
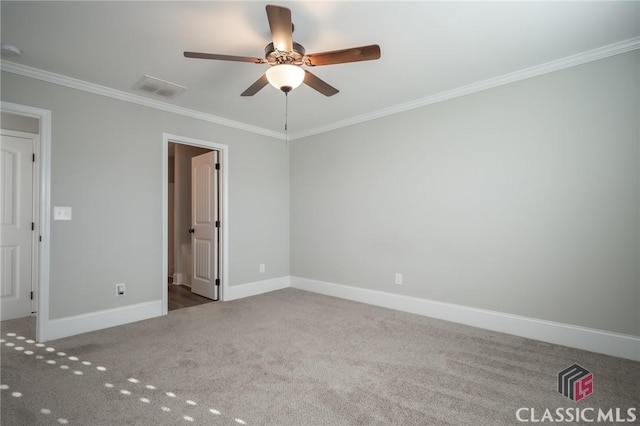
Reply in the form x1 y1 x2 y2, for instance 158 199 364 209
265 41 306 65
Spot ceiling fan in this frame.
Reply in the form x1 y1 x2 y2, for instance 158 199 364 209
184 4 381 97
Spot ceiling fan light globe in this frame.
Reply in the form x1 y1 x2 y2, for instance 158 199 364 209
266 64 304 92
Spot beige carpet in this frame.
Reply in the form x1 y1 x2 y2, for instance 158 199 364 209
1 288 638 425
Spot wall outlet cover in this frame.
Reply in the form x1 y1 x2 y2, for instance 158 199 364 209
395 273 403 285
53 206 72 220
115 283 126 297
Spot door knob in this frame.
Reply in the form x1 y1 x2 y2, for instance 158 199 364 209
188 228 195 234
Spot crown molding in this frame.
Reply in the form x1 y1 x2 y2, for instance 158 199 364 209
2 36 638 141
0 61 285 140
290 36 640 140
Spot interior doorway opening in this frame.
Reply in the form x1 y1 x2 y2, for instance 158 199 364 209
163 134 228 313
0 102 52 342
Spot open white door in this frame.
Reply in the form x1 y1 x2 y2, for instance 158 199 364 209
190 150 219 300
1 131 36 320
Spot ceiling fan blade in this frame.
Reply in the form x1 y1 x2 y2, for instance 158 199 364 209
241 74 269 96
266 5 293 52
303 70 339 97
184 51 265 64
306 44 381 66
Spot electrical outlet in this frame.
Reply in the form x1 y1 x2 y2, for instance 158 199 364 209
259 264 265 273
115 283 126 297
395 273 403 285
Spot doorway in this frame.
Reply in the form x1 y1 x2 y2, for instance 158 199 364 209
0 102 51 342
162 134 228 314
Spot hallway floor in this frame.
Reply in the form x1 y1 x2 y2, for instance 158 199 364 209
168 284 214 311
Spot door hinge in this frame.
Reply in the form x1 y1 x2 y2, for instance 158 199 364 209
215 163 220 170
215 278 220 287
39 235 42 242
32 222 35 231
32 153 36 162
30 291 34 300
215 220 220 228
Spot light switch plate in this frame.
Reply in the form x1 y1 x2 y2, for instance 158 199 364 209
53 206 72 221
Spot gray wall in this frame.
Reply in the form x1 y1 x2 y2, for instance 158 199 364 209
2 50 637 336
1 111 39 133
1 71 290 319
291 51 639 336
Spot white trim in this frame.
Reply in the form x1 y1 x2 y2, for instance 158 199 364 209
289 36 640 140
290 276 640 362
224 276 290 301
0 61 284 141
0 102 52 343
162 133 229 311
172 273 184 285
2 37 638 142
46 301 163 341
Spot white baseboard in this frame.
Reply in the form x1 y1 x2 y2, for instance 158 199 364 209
290 276 640 362
40 276 640 361
42 276 289 341
223 276 290 301
44 300 164 342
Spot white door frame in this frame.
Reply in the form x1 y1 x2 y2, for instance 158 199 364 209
1 101 52 342
162 133 229 314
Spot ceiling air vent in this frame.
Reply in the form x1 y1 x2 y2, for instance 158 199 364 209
133 75 187 98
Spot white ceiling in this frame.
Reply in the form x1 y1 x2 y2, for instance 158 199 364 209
2 1 639 138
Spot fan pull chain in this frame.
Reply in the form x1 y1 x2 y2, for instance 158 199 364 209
284 92 289 146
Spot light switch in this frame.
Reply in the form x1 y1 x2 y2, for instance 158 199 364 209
53 206 72 221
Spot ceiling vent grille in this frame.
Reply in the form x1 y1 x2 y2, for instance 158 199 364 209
133 75 187 98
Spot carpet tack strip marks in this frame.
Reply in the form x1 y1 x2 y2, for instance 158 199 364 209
3 331 249 424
